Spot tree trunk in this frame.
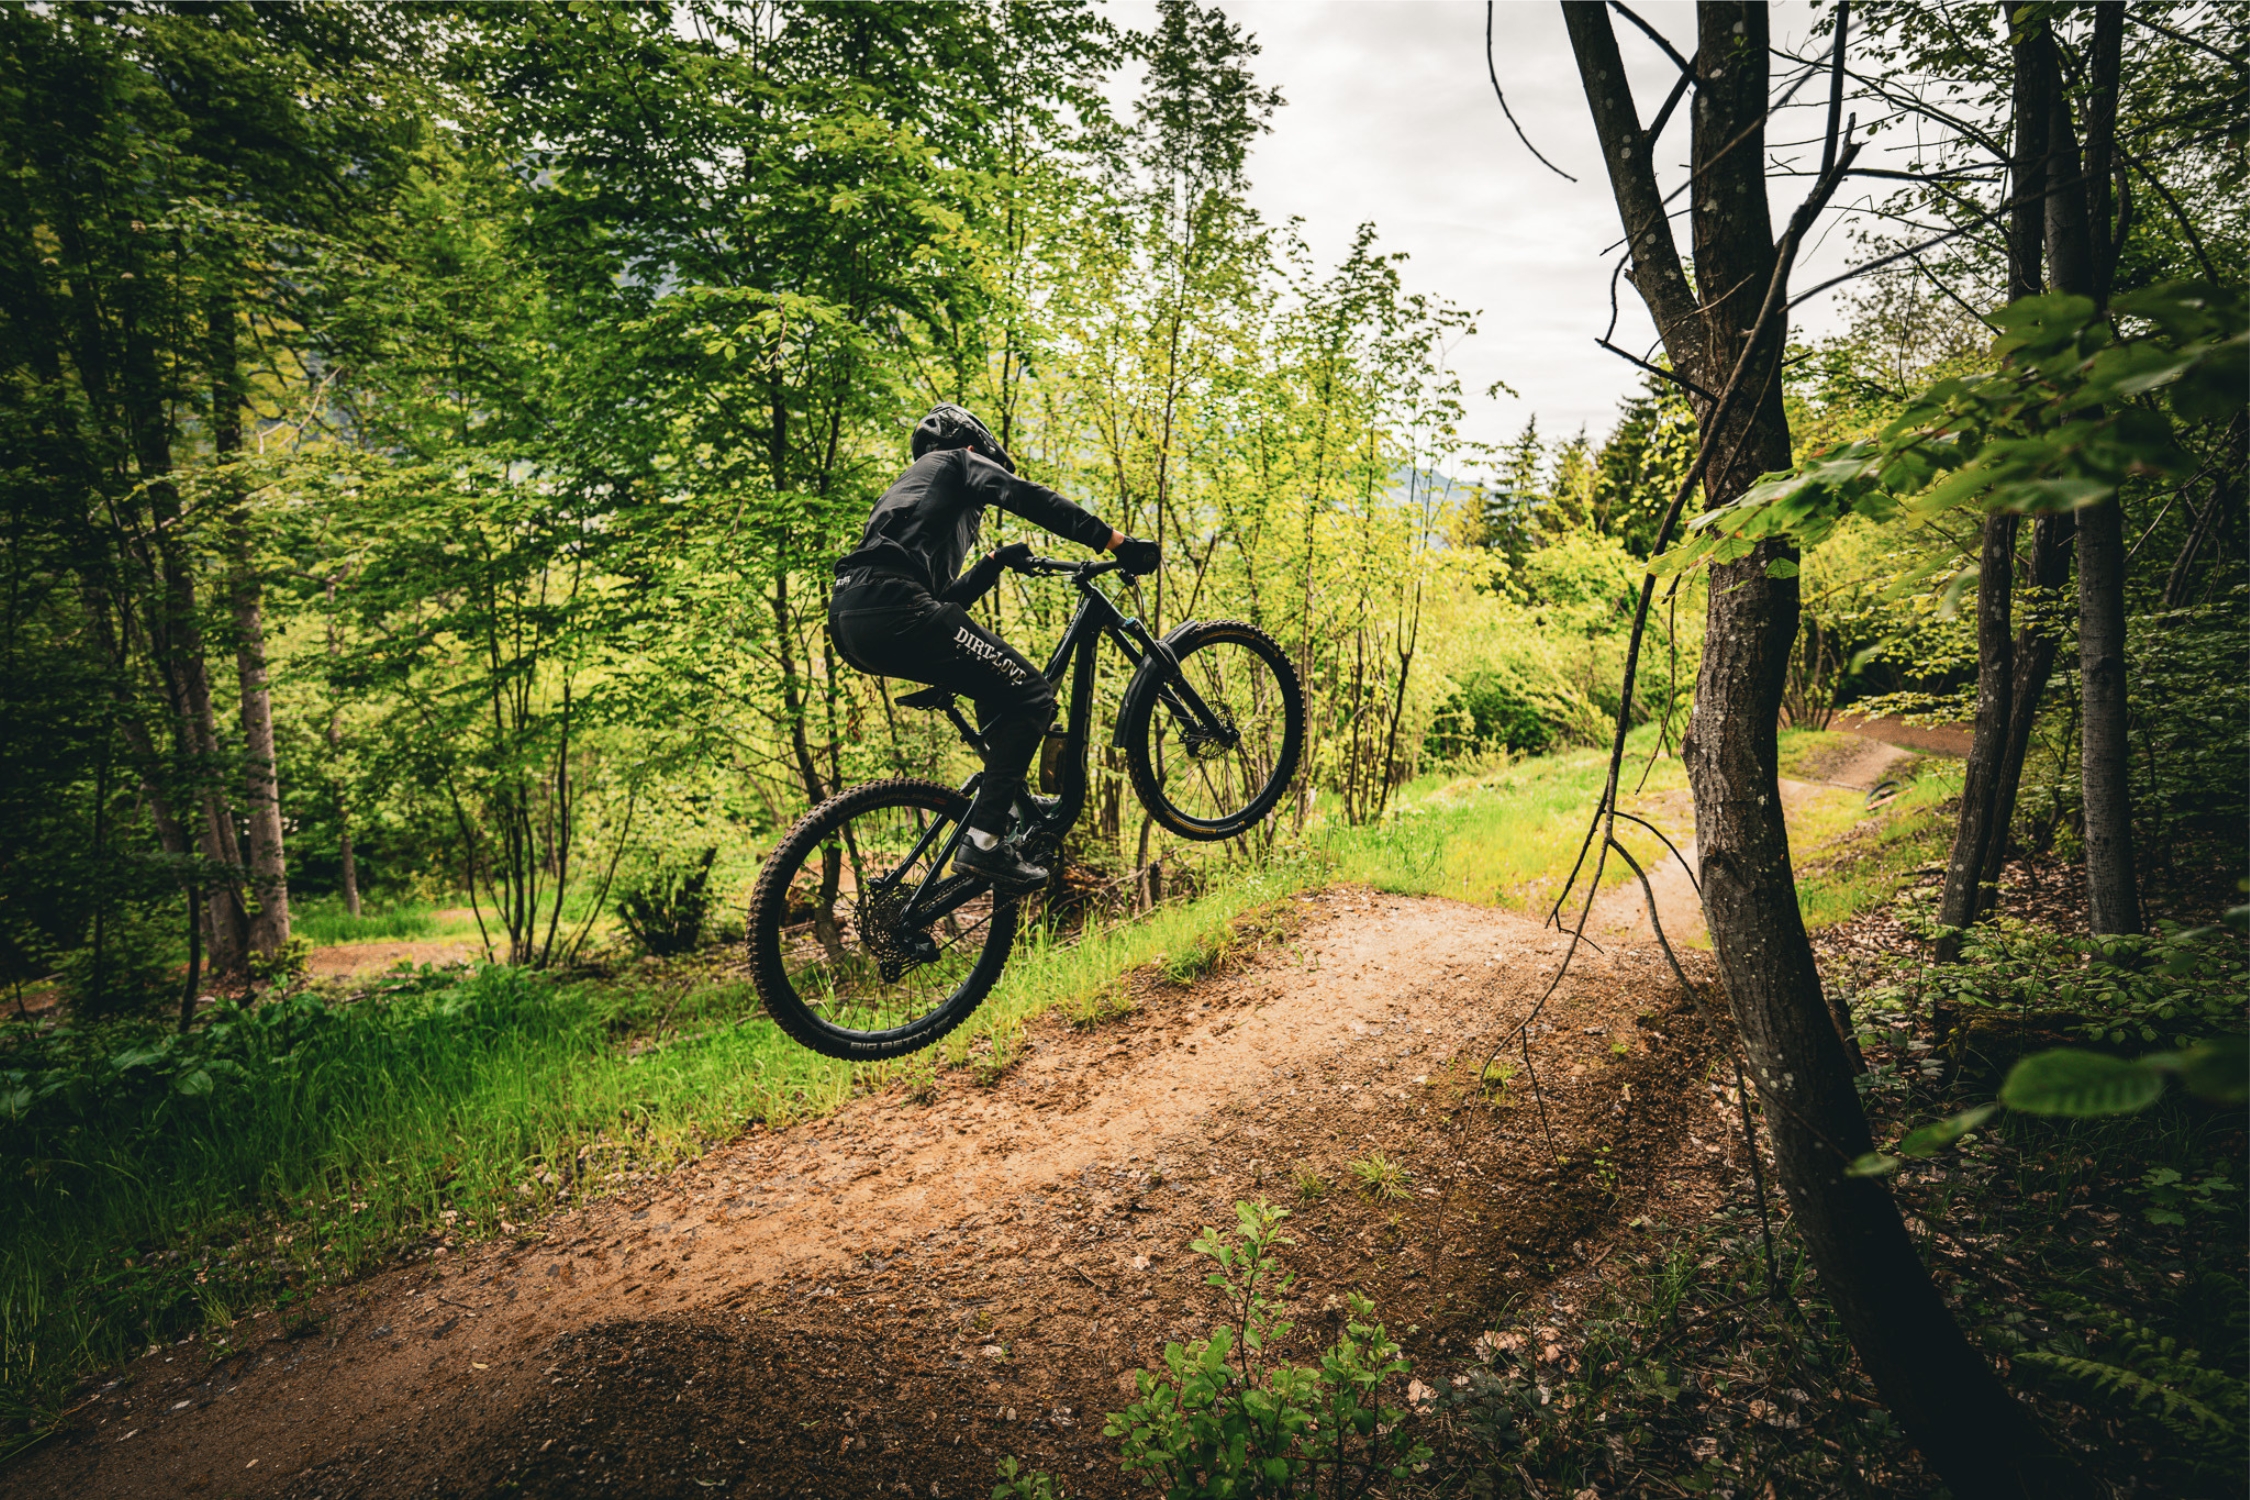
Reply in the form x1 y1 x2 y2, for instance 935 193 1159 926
2075 493 2139 934
327 583 362 919
1935 513 2016 964
1565 6 2095 1492
1980 513 2075 910
212 287 291 965
1937 1 2055 966
2038 22 2139 936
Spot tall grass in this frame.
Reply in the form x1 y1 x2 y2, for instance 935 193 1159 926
0 970 848 1441
291 899 439 946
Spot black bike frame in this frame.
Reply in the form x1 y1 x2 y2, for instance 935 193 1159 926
888 561 1220 930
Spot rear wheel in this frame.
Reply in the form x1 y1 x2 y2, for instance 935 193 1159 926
747 777 1016 1060
1124 619 1305 841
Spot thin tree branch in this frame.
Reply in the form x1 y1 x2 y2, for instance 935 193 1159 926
1596 337 1719 404
1487 1 1577 181
1611 0 1692 75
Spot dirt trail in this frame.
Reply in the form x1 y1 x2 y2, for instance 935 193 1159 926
8 892 1738 1500
1587 730 1921 947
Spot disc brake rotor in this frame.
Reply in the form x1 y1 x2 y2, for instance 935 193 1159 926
853 880 938 983
1177 707 1239 760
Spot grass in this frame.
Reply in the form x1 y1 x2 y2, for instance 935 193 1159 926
0 968 851 1444
290 899 440 947
1320 725 1693 914
0 724 1959 1452
1795 754 1961 930
1347 1151 1410 1202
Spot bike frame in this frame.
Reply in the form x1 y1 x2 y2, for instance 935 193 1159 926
886 558 1223 930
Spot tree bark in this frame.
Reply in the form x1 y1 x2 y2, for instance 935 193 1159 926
1935 512 2016 964
2075 492 2139 933
1935 3 2052 966
2039 25 2139 935
1980 512 2075 910
325 581 361 918
211 286 291 965
1566 5 2094 1492
2004 5 2052 304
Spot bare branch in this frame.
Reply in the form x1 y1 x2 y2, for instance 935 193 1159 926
1610 0 1692 75
1596 337 1719 404
1486 1 1577 181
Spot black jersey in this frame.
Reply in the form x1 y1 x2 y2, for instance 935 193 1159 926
835 449 1111 596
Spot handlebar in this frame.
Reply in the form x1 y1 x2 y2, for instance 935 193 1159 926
1015 554 1127 580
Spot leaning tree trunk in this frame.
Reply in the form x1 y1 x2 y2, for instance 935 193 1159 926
1981 512 2075 910
1564 4 2094 1492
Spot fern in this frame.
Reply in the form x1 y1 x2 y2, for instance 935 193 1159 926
2022 1317 2247 1475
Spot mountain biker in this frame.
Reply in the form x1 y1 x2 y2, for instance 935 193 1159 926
829 404 1159 892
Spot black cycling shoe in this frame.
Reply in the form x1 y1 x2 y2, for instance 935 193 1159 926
1016 792 1062 827
954 840 1050 891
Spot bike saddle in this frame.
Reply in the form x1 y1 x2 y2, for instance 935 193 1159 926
896 686 955 710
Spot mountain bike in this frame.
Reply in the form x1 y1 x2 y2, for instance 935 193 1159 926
747 554 1306 1061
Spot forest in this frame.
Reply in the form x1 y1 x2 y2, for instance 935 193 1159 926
0 2 2243 1498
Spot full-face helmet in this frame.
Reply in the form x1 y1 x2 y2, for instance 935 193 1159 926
910 403 1014 473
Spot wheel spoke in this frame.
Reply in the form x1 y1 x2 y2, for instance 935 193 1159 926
758 786 1013 1045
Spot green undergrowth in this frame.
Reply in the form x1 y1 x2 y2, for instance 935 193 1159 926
290 899 442 947
1428 915 2246 1498
1325 724 1693 913
1793 753 1961 930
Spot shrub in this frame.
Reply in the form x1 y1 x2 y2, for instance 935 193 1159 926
1098 1201 1428 1497
616 847 718 957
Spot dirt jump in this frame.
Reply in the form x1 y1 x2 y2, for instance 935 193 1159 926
6 890 1751 1500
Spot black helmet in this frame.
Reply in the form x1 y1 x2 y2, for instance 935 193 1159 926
910 403 1013 472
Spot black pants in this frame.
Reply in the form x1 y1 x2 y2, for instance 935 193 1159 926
829 576 1054 835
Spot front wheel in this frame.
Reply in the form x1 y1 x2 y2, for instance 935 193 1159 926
747 778 1016 1060
1124 619 1305 841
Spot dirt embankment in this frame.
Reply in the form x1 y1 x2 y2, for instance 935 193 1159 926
7 892 1745 1500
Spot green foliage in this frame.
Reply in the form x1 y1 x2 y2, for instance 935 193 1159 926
2130 1164 2238 1228
1661 283 2247 577
992 1455 1074 1500
2020 1317 2247 1482
1089 1200 1429 1498
616 849 720 958
1897 912 2248 1048
1850 1036 2244 1178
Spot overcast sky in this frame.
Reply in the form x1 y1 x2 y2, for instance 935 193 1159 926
1104 1 1872 468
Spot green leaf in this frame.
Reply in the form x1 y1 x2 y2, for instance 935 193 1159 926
1999 1049 2166 1116
1845 1151 1903 1178
2148 1034 2248 1106
1896 1103 2000 1158
1764 557 1799 578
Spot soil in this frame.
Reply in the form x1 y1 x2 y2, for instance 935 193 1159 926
6 891 1745 1500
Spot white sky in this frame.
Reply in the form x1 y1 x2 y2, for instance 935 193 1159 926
1103 0 1876 468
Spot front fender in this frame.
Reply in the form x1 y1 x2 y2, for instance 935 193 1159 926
1111 621 1197 749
